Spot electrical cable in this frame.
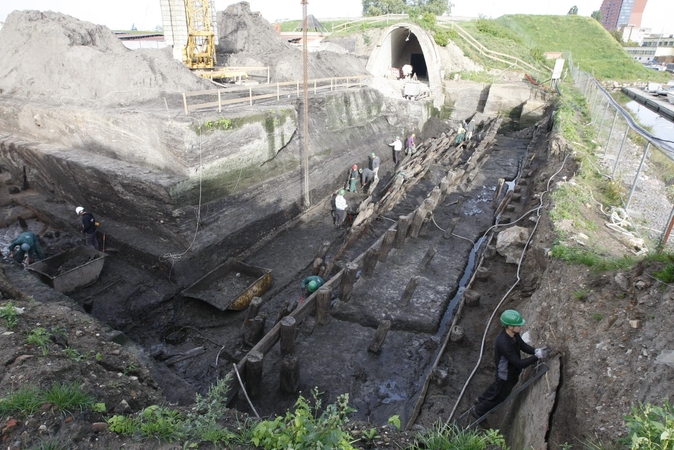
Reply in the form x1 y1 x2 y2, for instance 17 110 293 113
159 121 205 283
444 152 571 426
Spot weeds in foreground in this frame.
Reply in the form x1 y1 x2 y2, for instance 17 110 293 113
0 301 19 329
251 387 356 450
30 439 72 450
26 327 52 356
653 263 674 284
550 244 636 271
409 422 509 450
623 400 674 449
0 382 93 417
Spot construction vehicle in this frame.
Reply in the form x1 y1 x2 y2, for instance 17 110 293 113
160 0 217 69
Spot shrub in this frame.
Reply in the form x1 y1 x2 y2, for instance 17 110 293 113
409 422 509 449
434 30 450 46
624 401 674 449
251 387 356 450
0 302 19 329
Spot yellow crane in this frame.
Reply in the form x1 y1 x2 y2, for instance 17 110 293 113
182 0 216 69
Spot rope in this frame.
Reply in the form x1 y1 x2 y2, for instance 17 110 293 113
444 152 571 426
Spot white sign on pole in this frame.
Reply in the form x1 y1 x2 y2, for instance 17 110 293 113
552 59 565 80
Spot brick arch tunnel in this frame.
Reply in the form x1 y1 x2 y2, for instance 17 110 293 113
366 23 444 107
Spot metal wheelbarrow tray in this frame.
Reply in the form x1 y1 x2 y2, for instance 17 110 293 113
27 246 107 294
181 258 272 311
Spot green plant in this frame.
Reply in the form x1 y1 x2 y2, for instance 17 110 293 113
26 327 52 356
107 414 140 435
363 33 371 46
197 117 233 134
182 375 235 446
593 313 604 322
654 263 674 284
573 289 589 300
62 347 88 361
44 382 94 412
0 386 43 416
388 414 401 430
123 361 137 376
623 401 674 449
361 427 381 446
139 405 185 441
95 352 103 361
92 403 106 413
30 439 71 450
409 421 509 449
0 301 19 329
251 387 356 450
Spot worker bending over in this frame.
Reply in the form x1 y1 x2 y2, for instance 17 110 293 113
7 231 44 264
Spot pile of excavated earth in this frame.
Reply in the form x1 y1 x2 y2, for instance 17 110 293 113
1 2 674 450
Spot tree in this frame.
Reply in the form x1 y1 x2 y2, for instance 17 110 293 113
610 29 624 44
362 0 452 17
567 5 578 15
591 10 602 22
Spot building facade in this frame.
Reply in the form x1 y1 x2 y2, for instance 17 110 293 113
624 34 674 63
600 0 648 30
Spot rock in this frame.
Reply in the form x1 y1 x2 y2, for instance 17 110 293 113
108 330 129 345
496 226 530 264
114 399 131 414
92 422 108 433
431 367 449 387
614 273 628 291
629 319 641 329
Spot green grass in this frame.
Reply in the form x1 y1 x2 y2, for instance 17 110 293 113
26 327 52 356
0 382 93 417
496 15 669 82
550 244 635 271
409 422 509 449
0 301 19 329
43 382 94 413
0 386 43 416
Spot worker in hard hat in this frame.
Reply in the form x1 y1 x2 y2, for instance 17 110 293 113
359 167 375 193
472 309 549 421
406 133 416 155
348 164 359 193
76 206 99 251
388 136 403 165
369 152 380 179
334 190 347 227
7 231 44 264
300 275 325 300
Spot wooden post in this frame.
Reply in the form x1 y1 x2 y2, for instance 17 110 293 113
318 260 333 280
362 248 379 278
242 297 263 328
429 187 442 209
420 246 437 269
450 325 465 343
244 315 266 346
410 199 434 238
464 290 480 307
280 355 300 393
274 301 292 325
311 258 323 276
182 92 188 115
400 276 420 307
368 320 391 353
316 241 331 260
245 350 263 399
493 178 505 207
316 286 332 325
339 262 358 302
440 178 450 194
378 229 396 262
394 215 412 249
279 316 297 357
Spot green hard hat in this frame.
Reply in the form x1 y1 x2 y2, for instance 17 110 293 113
339 189 345 195
500 310 525 327
308 280 319 293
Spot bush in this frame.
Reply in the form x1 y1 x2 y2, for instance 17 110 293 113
409 422 509 449
624 401 674 449
434 30 450 47
251 387 356 450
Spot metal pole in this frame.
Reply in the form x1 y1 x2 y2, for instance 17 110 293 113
604 110 619 158
301 0 310 208
597 99 610 139
626 143 650 210
659 205 674 251
612 126 629 179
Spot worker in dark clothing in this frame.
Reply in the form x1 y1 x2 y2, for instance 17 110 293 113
369 152 380 179
359 167 375 193
7 232 44 264
473 310 549 420
76 206 99 251
406 133 416 155
300 275 325 300
348 165 359 193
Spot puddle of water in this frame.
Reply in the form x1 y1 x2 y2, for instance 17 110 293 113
624 100 674 143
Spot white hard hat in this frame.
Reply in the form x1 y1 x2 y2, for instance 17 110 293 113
75 206 84 215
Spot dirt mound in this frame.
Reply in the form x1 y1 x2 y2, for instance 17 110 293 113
0 10 210 107
217 2 368 82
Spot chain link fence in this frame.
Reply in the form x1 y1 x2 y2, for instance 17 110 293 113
568 53 674 251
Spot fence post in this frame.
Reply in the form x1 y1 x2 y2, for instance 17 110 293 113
659 205 674 250
183 92 189 115
597 99 610 139
603 110 619 157
626 142 650 211
218 90 222 112
277 83 280 101
612 126 630 179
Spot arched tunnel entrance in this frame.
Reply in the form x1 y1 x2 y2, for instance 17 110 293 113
366 23 444 106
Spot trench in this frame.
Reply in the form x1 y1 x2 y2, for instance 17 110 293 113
3 121 539 428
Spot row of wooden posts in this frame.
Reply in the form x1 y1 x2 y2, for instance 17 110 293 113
235 118 506 400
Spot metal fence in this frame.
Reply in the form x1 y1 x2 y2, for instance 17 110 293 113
568 54 674 250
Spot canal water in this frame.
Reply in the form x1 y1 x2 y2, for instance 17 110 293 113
625 100 674 143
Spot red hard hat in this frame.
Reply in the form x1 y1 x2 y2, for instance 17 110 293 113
352 165 358 170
